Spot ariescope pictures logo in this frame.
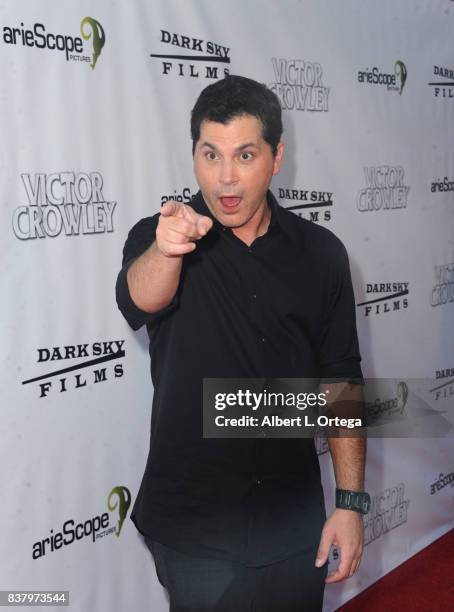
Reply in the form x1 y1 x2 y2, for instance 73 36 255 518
358 60 407 95
431 262 454 307
430 471 454 495
21 340 125 398
161 186 197 207
150 30 230 79
32 486 131 559
357 166 410 212
357 282 409 316
12 172 117 240
428 65 454 99
431 176 454 193
277 187 333 223
1 17 105 68
365 381 409 425
269 58 330 111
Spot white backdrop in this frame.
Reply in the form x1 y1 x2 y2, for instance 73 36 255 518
1 1 453 610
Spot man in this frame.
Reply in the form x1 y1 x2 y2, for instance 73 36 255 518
116 75 369 611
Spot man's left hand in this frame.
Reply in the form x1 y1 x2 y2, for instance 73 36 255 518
314 508 364 583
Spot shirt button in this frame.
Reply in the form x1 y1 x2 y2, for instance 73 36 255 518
255 479 262 485
248 248 253 253
260 337 266 343
252 294 257 299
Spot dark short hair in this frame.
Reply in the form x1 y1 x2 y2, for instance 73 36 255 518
190 75 283 156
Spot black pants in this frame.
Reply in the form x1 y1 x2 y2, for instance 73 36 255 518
144 537 327 612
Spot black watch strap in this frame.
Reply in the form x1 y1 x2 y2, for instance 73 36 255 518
335 488 371 515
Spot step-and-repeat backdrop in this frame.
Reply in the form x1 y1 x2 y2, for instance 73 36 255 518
1 1 453 610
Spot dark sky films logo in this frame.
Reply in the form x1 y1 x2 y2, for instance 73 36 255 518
357 282 409 316
150 29 230 79
32 486 131 560
12 172 117 240
431 262 454 307
1 17 105 68
431 176 454 193
269 58 330 111
430 367 454 402
428 65 454 99
357 60 407 95
277 187 333 223
357 166 409 212
21 340 125 398
364 483 409 546
430 471 454 495
161 186 197 207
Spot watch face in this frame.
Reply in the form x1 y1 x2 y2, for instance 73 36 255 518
361 494 371 514
336 489 371 514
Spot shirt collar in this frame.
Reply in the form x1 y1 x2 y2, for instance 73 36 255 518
191 190 283 235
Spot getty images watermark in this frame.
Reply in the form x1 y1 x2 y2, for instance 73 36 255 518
203 378 454 438
213 387 361 429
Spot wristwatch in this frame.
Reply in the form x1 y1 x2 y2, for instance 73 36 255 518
335 488 371 515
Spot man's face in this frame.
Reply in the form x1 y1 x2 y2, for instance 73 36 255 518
193 115 283 229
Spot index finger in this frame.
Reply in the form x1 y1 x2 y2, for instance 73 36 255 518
160 200 181 217
181 205 213 234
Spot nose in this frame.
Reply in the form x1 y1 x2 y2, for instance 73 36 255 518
219 160 238 186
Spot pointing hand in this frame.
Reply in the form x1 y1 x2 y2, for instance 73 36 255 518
156 200 213 257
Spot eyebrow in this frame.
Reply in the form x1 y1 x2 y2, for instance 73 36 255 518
200 141 259 152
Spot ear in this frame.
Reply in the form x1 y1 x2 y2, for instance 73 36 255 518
273 142 284 175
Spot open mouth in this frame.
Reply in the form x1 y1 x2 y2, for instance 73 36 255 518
220 196 242 210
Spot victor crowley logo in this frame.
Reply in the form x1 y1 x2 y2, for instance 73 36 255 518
1 17 105 68
21 340 125 398
12 172 117 240
428 65 454 99
269 58 330 111
357 166 410 212
277 187 333 223
357 282 409 316
431 262 454 307
32 486 131 559
150 29 230 79
358 60 407 95
364 483 409 546
161 186 197 207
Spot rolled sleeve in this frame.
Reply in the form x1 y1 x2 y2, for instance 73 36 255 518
115 215 178 331
319 242 363 383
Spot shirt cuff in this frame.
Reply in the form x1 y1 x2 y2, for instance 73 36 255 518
115 258 178 331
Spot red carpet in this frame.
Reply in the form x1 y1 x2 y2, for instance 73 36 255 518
336 528 454 611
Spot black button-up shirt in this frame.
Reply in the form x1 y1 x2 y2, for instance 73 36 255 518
115 190 363 565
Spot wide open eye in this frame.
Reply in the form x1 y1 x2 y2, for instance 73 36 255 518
206 151 218 161
239 152 253 161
